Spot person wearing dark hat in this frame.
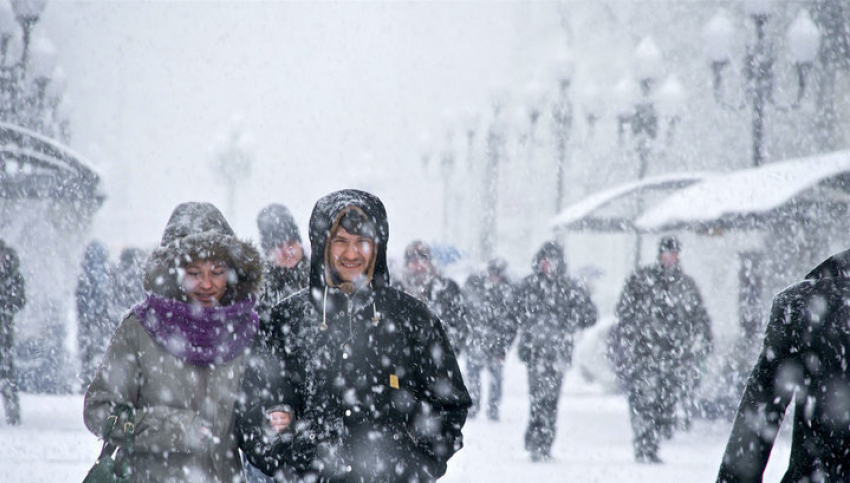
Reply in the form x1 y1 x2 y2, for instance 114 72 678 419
236 189 471 483
400 240 469 357
84 202 264 483
610 235 713 463
514 242 597 461
463 257 517 420
255 203 309 324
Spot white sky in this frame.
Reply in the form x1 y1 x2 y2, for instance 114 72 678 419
41 1 559 253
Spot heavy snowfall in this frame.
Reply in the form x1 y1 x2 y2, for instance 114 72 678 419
0 1 848 482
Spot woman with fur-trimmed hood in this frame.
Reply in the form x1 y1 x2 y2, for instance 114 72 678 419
84 202 263 483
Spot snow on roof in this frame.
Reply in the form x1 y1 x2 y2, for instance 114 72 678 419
549 172 707 230
636 150 850 231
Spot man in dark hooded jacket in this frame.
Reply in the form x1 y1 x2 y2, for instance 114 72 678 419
0 240 24 425
237 189 471 483
717 248 850 483
611 236 712 464
514 241 597 461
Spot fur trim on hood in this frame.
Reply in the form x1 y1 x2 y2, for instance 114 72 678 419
143 202 263 305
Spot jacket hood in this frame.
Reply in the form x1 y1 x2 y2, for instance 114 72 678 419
805 248 850 281
308 189 390 295
533 241 567 276
143 202 263 305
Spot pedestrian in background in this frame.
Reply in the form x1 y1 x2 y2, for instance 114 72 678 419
611 235 712 464
255 203 309 323
400 240 469 357
463 257 517 421
0 239 24 425
514 241 597 461
112 246 147 317
76 240 114 388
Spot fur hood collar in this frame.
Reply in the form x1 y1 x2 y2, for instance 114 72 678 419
143 202 263 305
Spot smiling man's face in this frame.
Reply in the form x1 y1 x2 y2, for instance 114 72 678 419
328 226 375 284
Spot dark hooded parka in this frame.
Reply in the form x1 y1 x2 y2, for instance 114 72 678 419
514 242 597 460
255 203 310 323
717 249 850 483
84 202 263 483
237 189 471 483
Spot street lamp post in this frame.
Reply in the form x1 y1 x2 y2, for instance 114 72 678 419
703 5 821 167
211 118 254 222
480 95 506 262
551 52 574 213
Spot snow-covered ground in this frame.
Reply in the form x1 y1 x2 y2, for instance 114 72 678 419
1 352 793 483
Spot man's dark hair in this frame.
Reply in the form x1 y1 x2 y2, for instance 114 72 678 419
338 209 376 240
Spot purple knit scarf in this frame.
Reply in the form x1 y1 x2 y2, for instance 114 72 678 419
133 293 258 365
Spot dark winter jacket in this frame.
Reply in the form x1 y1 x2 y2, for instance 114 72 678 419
237 189 471 483
0 240 25 319
84 202 263 483
401 273 469 357
611 261 712 383
717 249 850 483
514 242 597 365
255 260 309 324
76 241 113 329
464 273 517 360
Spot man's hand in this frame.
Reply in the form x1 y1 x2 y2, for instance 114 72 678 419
267 410 292 433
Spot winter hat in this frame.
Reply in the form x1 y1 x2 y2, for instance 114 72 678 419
144 202 263 305
404 240 432 264
533 241 567 275
658 235 681 254
257 203 302 253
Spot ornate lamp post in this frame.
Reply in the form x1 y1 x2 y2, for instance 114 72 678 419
550 49 574 213
702 4 821 167
480 91 507 262
211 118 254 222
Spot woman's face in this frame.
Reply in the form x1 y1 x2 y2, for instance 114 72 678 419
182 260 228 307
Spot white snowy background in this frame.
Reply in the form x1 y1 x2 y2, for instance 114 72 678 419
2 0 848 481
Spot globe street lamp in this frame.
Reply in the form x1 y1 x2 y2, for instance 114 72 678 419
702 5 821 167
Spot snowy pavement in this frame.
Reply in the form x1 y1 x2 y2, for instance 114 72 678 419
1 353 793 483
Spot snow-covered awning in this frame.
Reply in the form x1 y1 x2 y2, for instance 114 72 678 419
636 150 850 232
550 173 707 233
0 122 104 203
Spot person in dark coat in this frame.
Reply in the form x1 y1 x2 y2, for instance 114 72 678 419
463 257 517 421
255 203 309 321
0 240 25 425
237 189 471 483
514 241 597 461
716 248 850 483
611 235 713 464
400 240 469 357
76 240 115 388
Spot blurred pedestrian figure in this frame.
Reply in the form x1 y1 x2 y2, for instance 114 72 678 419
464 257 517 421
717 248 850 482
237 189 470 483
514 241 597 461
112 247 147 317
84 201 263 483
611 235 712 464
0 240 25 425
76 240 115 388
400 240 469 356
255 203 309 322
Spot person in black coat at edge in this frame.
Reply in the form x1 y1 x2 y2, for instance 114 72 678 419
717 248 850 483
237 189 471 483
463 257 517 421
76 240 115 388
514 241 597 462
400 240 470 358
0 239 25 425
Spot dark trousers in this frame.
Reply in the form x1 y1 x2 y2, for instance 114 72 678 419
0 321 19 424
524 358 566 457
466 357 504 419
627 371 676 459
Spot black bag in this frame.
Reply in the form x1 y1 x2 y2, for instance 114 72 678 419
82 404 135 483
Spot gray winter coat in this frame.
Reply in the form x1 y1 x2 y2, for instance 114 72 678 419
83 202 263 483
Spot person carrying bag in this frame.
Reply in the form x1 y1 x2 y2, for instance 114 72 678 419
83 404 135 483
